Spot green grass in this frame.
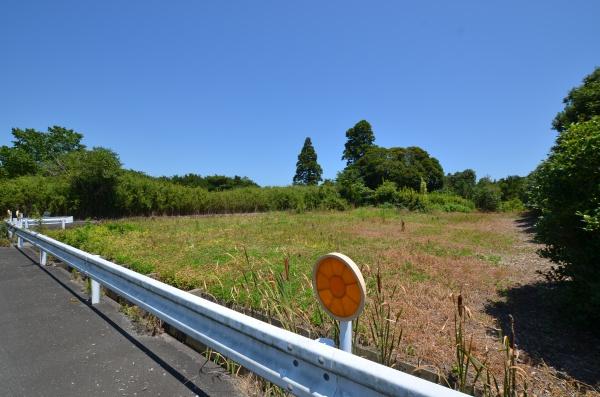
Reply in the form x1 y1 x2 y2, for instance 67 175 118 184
47 209 517 313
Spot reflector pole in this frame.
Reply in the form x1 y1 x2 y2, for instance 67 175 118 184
340 320 352 353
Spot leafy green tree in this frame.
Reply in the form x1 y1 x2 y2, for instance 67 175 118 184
529 117 600 322
342 120 375 165
352 146 444 192
0 126 85 178
335 167 373 205
445 169 476 199
169 173 258 191
65 147 122 217
553 67 600 132
0 146 38 178
293 137 323 185
12 126 85 163
472 177 501 211
497 175 528 202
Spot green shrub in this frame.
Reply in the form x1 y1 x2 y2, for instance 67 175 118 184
529 117 600 324
373 181 398 204
473 183 501 212
394 187 427 211
427 192 475 213
498 198 526 213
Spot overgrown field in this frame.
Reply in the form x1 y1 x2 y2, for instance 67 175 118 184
46 209 598 396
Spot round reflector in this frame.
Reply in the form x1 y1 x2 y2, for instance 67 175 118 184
312 253 366 321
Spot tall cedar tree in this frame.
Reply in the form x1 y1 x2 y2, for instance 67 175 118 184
293 137 323 185
342 120 375 165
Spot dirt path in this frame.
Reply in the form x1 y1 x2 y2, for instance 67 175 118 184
486 216 600 396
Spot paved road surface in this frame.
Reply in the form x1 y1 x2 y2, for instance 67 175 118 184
0 246 240 397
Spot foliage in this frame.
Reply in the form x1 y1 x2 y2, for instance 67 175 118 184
0 126 85 178
552 67 600 132
373 181 398 204
65 148 123 218
293 137 323 186
168 173 258 191
473 178 502 212
342 120 375 165
351 146 444 192
529 117 600 323
0 175 71 216
335 167 374 206
445 169 477 199
498 198 525 213
497 175 528 203
0 146 38 178
426 192 476 213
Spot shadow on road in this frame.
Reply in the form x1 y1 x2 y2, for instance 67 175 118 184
17 248 211 397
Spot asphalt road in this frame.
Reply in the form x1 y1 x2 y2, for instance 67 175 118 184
0 246 240 397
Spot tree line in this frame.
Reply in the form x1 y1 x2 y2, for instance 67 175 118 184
293 118 527 212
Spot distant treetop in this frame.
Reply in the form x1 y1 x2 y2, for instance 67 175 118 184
342 120 375 165
293 137 323 186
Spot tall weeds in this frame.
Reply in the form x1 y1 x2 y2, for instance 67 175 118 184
367 267 403 367
451 293 528 397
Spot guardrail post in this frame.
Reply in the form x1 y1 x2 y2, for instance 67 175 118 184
90 279 101 304
40 250 47 266
24 219 29 229
17 235 23 248
61 219 66 230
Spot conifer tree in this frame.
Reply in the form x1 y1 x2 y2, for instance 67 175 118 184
342 120 375 165
293 137 323 185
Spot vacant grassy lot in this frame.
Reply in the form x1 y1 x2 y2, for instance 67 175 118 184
47 208 599 396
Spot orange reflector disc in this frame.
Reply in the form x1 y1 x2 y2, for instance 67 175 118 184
312 253 366 321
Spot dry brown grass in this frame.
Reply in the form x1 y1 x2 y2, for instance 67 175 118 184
47 209 599 396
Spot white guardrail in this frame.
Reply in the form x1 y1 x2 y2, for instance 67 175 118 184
5 220 467 397
9 216 73 229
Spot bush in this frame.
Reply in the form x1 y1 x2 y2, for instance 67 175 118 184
529 117 600 323
473 182 501 212
427 192 475 213
373 181 398 205
498 198 526 213
394 187 428 211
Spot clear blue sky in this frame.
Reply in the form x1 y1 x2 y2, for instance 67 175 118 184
1 1 599 186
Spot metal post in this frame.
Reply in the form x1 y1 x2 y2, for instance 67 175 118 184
17 236 23 248
61 219 66 230
91 279 101 304
339 320 352 353
24 219 29 229
40 250 47 266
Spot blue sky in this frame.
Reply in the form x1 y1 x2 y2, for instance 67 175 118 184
1 1 599 186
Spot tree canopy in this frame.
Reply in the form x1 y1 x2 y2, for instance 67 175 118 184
342 120 375 165
293 137 323 185
0 126 85 177
445 169 476 199
351 146 444 192
552 67 600 132
169 173 258 191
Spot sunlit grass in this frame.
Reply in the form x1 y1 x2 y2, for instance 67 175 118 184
47 208 518 313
